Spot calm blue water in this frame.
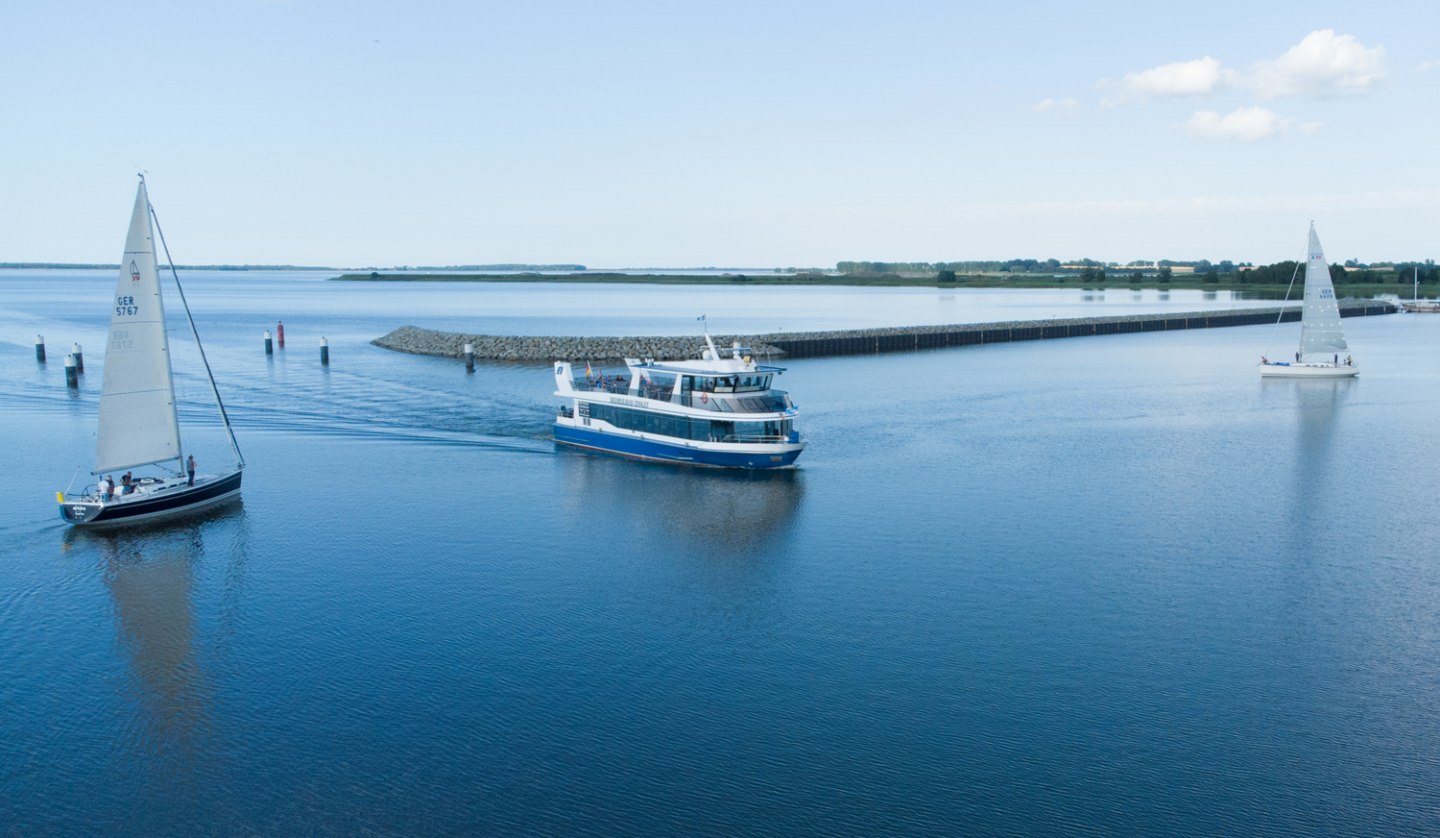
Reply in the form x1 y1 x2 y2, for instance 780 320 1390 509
2 270 1438 835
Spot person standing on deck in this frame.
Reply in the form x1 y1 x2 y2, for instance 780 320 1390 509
186 455 196 486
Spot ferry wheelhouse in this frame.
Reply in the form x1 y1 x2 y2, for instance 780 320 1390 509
553 335 804 469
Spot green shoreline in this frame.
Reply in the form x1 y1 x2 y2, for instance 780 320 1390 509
331 271 1430 298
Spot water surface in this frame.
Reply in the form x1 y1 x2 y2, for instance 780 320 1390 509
2 271 1438 835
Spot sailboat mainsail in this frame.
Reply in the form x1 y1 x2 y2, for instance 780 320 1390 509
94 181 183 474
1296 224 1348 361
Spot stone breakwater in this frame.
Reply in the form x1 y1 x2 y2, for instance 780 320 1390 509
372 326 782 362
373 301 1396 363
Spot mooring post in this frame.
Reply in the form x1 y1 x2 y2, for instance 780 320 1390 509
71 342 84 373
264 330 273 355
464 343 475 373
64 354 78 388
35 335 45 363
320 337 329 366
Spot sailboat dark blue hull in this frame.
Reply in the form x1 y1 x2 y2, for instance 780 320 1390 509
60 470 242 529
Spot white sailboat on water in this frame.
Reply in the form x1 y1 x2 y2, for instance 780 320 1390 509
58 175 245 528
1402 265 1440 313
1260 223 1359 378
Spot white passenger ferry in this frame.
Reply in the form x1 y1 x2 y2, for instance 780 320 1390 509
553 333 804 469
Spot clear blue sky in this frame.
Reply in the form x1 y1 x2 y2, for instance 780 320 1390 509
3 0 1435 267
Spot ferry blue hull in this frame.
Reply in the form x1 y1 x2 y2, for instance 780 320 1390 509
554 424 802 469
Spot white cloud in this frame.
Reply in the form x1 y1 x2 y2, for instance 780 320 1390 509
1126 56 1229 97
1253 29 1386 98
1419 59 1440 72
1099 56 1239 107
1029 97 1079 115
1185 107 1292 141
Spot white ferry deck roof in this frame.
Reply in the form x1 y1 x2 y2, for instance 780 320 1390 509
634 360 787 375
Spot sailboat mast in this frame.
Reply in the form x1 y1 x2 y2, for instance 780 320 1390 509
146 181 246 469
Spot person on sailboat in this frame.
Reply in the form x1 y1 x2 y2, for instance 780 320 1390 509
186 454 196 486
100 475 114 501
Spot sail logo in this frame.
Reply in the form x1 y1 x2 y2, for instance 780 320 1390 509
129 260 141 282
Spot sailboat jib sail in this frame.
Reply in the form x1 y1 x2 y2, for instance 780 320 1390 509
1297 224 1349 359
93 181 183 474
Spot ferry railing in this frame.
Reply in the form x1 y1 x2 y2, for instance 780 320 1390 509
718 433 795 444
572 378 792 414
575 377 632 395
679 392 791 412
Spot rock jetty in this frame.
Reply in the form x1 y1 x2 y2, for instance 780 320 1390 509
372 300 1395 363
372 326 783 363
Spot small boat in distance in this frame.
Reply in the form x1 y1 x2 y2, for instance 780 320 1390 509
58 176 245 528
1260 223 1359 378
1402 266 1440 312
553 327 804 468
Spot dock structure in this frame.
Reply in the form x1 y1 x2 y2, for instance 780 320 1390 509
763 301 1395 359
373 301 1396 363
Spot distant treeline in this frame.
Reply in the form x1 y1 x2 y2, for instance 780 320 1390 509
836 259 1259 274
840 258 1439 284
1240 261 1439 285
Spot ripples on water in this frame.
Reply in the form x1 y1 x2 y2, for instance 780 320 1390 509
2 271 1439 835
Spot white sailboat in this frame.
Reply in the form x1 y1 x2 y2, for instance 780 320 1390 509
58 176 245 527
1260 223 1359 378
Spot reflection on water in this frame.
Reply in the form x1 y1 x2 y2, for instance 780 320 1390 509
104 531 207 754
1261 378 1355 557
1289 378 1353 497
556 452 804 552
61 503 248 760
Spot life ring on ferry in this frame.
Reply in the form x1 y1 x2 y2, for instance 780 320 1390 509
700 392 709 404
